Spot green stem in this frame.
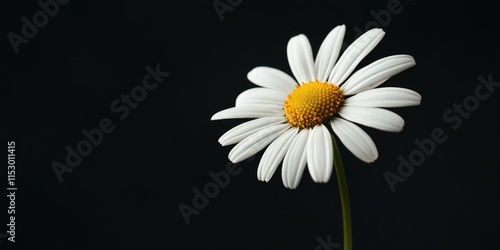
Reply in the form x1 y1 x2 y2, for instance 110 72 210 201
331 134 352 250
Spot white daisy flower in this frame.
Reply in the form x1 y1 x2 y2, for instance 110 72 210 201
211 25 421 189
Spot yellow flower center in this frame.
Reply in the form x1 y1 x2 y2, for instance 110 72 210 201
284 80 343 129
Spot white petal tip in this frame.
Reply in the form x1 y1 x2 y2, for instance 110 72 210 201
211 113 223 120
292 34 307 40
228 156 242 164
313 177 330 184
230 156 245 164
211 111 228 120
366 28 385 36
365 155 379 163
246 69 257 81
258 174 271 182
284 180 301 189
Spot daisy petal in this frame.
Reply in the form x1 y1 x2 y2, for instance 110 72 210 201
219 117 286 146
235 87 288 107
211 105 284 120
329 28 385 85
330 118 378 163
287 34 316 84
257 128 298 182
306 124 334 183
229 124 289 163
341 55 416 95
339 106 405 132
282 128 310 189
247 66 297 93
315 25 346 82
343 87 421 108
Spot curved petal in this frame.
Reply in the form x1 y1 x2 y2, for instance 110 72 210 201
287 34 316 84
329 28 385 85
247 66 297 93
211 105 284 120
343 87 421 108
338 106 405 132
306 124 334 183
341 55 416 95
282 128 310 189
257 128 298 182
235 87 288 107
228 124 289 163
330 118 378 163
315 25 346 82
219 116 286 146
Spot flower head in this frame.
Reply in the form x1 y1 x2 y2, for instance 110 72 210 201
211 25 421 189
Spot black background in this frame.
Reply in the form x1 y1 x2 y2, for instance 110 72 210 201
3 0 500 249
